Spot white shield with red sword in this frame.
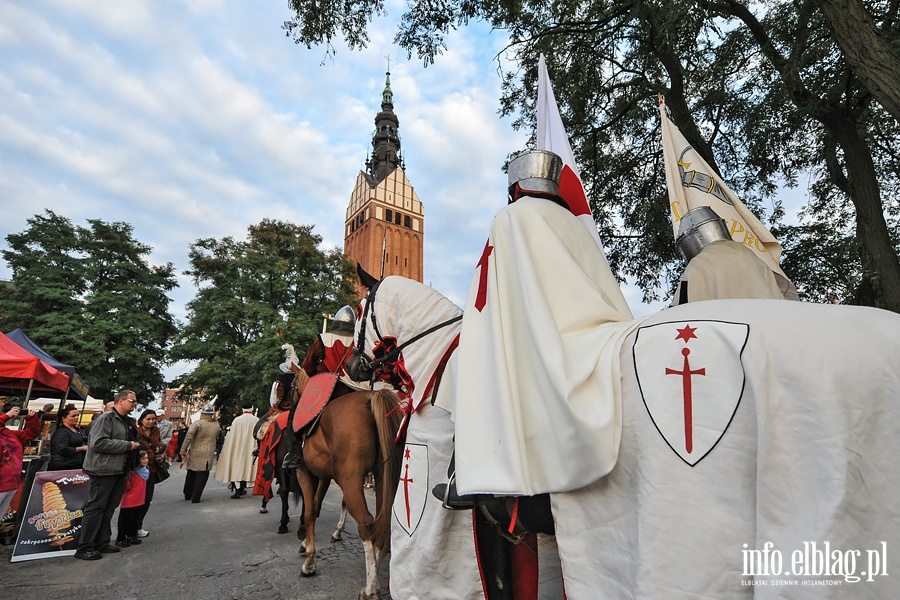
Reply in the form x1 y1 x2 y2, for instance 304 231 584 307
633 319 748 466
393 442 429 537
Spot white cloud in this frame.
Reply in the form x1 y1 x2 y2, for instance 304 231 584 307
0 0 667 385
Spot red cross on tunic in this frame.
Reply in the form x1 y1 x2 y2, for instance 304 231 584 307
400 448 414 527
474 240 493 312
666 346 706 453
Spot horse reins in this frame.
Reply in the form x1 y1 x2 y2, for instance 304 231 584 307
357 280 463 375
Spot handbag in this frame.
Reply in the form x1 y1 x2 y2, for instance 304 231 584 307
154 457 171 483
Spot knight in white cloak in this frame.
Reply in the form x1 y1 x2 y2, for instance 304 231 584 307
671 206 791 305
445 149 639 497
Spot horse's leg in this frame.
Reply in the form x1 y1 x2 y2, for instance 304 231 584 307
298 467 319 576
331 497 347 542
295 467 306 541
278 471 290 534
340 478 379 598
361 539 379 600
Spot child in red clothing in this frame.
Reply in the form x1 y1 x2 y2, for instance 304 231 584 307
116 451 149 547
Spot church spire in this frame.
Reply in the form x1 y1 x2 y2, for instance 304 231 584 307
382 70 393 109
367 66 401 183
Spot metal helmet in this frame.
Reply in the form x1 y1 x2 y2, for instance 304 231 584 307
330 305 355 335
200 403 216 414
507 150 563 198
676 206 732 263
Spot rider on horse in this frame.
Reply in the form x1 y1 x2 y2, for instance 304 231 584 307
436 148 634 504
299 305 361 396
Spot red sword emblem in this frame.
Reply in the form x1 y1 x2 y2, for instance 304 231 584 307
399 448 414 527
666 325 706 453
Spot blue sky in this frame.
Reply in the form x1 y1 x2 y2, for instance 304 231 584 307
1 1 666 383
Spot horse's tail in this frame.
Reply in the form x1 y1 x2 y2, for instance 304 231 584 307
369 389 405 552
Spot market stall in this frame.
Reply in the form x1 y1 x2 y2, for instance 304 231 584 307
0 332 70 546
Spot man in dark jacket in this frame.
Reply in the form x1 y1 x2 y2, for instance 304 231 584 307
75 390 139 560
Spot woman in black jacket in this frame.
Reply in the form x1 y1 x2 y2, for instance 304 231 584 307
48 406 88 470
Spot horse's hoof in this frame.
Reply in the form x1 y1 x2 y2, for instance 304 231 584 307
301 565 316 577
278 525 289 534
331 533 342 542
358 590 379 600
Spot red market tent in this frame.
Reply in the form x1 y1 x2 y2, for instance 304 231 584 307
0 332 70 398
5 329 90 400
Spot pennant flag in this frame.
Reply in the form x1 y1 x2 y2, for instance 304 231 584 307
659 96 789 280
536 54 608 257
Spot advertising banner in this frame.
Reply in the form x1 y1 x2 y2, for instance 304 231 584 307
10 469 89 562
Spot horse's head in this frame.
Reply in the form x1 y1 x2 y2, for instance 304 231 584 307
347 276 463 403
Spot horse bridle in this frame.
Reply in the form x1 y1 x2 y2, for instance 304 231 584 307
347 280 462 385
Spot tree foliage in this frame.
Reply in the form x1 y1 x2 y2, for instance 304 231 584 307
285 0 900 309
170 219 357 423
0 210 178 403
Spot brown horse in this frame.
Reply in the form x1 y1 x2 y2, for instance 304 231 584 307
290 364 404 599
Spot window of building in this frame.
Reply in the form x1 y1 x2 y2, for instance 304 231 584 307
404 215 411 228
358 213 364 226
386 209 393 223
395 212 401 225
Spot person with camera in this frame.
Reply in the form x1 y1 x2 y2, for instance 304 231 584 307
0 405 42 520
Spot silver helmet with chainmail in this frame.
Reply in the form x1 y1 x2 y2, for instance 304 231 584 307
329 305 356 335
507 150 563 198
675 206 732 263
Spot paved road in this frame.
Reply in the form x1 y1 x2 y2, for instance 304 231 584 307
2 464 564 599
2 464 385 599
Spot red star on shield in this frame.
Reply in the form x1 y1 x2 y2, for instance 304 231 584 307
675 324 698 343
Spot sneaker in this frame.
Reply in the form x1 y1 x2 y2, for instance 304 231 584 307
126 537 142 545
74 550 102 560
136 529 149 538
99 545 121 553
115 539 130 548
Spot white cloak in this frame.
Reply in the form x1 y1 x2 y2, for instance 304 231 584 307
450 196 637 495
214 411 259 483
552 299 900 598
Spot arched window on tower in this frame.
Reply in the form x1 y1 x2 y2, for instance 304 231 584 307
386 209 393 223
404 215 411 228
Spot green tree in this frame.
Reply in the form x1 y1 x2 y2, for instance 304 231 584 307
170 219 356 422
284 0 900 309
0 210 178 402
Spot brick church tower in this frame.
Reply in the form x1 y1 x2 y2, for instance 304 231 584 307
344 71 424 285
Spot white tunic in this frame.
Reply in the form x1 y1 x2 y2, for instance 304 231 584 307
449 196 637 496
